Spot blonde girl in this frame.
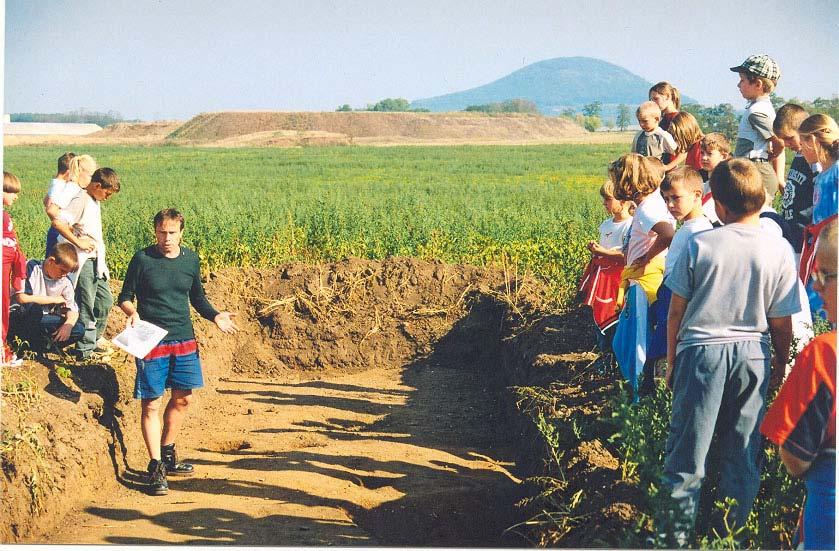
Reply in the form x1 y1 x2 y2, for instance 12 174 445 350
609 154 675 272
668 112 705 172
45 154 98 256
797 114 838 308
66 154 97 189
609 154 675 398
799 114 838 226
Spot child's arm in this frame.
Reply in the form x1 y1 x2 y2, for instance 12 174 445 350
44 201 61 221
587 241 626 261
51 195 96 253
771 146 786 192
630 221 674 268
51 217 96 253
662 151 687 172
665 292 688 390
767 315 793 390
52 309 79 342
14 292 65 306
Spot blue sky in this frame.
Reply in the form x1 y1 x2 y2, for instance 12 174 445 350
4 0 838 120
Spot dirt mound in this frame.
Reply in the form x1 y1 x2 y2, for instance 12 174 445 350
200 257 543 378
165 111 588 146
91 121 183 140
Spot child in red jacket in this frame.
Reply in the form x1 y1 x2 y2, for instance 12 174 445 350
3 171 28 366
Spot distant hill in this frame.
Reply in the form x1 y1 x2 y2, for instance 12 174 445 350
411 57 698 118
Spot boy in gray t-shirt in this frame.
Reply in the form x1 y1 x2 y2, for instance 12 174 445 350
661 159 799 543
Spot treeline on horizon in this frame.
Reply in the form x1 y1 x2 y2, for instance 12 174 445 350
9 109 136 127
336 94 839 139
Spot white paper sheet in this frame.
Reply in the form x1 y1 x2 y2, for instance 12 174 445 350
111 320 168 358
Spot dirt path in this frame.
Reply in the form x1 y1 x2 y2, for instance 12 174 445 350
46 364 525 546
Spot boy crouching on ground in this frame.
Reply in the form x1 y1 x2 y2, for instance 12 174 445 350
661 158 800 543
10 243 85 353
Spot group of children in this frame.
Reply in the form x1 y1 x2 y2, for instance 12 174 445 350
2 154 121 365
580 54 837 547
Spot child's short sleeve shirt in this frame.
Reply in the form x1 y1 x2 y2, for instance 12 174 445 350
665 223 800 352
632 127 678 159
780 153 816 252
58 190 108 278
761 331 836 461
24 260 78 313
625 193 675 265
813 160 838 225
664 217 713 279
734 95 775 159
46 178 82 209
598 217 632 251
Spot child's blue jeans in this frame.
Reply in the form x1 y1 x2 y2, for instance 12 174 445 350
803 452 835 550
662 340 770 537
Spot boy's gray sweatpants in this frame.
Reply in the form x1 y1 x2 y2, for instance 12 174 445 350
663 341 770 535
75 258 113 355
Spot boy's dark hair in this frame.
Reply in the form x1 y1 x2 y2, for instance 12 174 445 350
154 208 185 230
709 159 765 216
57 152 76 175
3 171 21 193
89 168 120 191
700 133 732 156
661 166 703 193
49 242 79 272
773 104 809 135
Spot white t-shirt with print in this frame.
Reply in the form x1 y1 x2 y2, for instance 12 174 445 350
598 217 633 251
625 192 676 265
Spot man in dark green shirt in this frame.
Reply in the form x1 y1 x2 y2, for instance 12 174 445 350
118 209 237 495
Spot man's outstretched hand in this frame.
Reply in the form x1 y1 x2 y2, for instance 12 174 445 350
214 312 239 334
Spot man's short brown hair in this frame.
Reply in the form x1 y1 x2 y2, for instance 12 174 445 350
154 208 185 230
773 103 809 136
90 168 121 191
49 242 79 272
709 159 765 216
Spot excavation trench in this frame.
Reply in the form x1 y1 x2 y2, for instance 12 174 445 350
4 258 554 546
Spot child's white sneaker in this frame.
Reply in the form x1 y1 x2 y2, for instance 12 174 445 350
2 354 24 367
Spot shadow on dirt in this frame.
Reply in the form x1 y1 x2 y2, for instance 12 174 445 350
81 292 530 546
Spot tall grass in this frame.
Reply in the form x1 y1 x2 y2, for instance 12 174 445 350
4 144 623 303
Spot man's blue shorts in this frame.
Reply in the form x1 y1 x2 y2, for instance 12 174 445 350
134 339 204 400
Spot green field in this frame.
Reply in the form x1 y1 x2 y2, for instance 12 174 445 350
4 144 624 304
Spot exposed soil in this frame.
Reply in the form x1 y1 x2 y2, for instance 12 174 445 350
1 257 632 546
3 112 639 148
166 111 588 146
